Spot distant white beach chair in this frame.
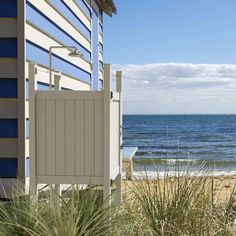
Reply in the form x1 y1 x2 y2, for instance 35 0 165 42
122 147 138 180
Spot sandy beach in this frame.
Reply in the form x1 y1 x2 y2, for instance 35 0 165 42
123 174 236 204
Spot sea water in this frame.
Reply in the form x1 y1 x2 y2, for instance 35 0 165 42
123 115 236 178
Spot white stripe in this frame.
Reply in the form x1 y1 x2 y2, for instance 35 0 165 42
60 76 91 90
28 0 91 51
99 52 103 62
0 59 17 78
0 99 17 119
0 18 17 38
99 71 103 80
0 139 17 158
26 23 92 73
99 33 103 45
63 0 91 30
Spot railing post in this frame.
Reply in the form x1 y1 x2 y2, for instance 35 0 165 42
54 72 61 195
28 62 37 195
54 73 61 91
103 64 111 204
116 71 123 204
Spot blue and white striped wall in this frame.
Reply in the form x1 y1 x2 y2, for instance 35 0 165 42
0 0 105 195
25 0 104 91
0 0 19 196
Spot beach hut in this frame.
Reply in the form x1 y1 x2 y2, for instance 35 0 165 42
0 0 122 201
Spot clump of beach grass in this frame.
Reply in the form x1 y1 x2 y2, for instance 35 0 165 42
1 164 236 236
116 163 236 235
0 186 116 236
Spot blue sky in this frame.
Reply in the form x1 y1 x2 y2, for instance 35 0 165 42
103 0 236 114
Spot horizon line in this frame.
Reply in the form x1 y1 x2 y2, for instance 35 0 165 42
123 113 236 115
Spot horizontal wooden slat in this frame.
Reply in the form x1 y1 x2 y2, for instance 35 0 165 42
26 41 91 84
25 63 91 90
27 0 91 50
99 52 103 62
0 99 17 118
0 18 17 38
47 0 91 39
0 39 17 57
26 23 91 73
0 158 17 178
0 138 17 158
0 178 17 198
37 176 103 185
62 0 91 29
99 33 103 45
0 0 17 18
0 58 17 78
36 91 102 100
0 119 18 138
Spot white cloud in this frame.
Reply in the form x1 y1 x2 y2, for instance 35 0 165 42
112 63 236 114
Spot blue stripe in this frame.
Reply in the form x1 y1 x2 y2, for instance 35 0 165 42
0 0 17 17
0 79 17 98
75 0 91 18
26 81 52 99
0 39 17 58
99 23 103 35
26 2 91 61
25 123 28 139
99 61 104 71
49 0 91 40
99 43 103 53
26 158 30 177
0 158 17 178
26 41 91 83
0 119 18 138
92 7 99 90
37 81 51 91
26 80 29 99
61 87 71 90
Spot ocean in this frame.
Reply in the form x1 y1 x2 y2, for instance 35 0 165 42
123 115 236 177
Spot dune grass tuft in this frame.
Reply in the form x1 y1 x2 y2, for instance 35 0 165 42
0 186 116 236
116 165 236 235
0 165 236 235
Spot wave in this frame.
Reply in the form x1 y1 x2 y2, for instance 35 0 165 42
134 157 236 166
131 170 236 179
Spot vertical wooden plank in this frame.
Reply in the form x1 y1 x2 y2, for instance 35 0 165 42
75 100 85 176
84 100 94 176
46 99 56 176
54 73 61 90
17 0 26 182
36 99 46 176
103 64 111 202
94 100 103 176
28 63 37 191
65 99 75 176
55 100 65 176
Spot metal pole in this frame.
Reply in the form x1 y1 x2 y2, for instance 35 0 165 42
49 46 81 91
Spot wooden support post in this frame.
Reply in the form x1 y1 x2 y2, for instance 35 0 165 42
103 64 111 204
116 71 123 204
54 73 61 91
28 63 37 196
54 73 61 195
115 173 122 204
